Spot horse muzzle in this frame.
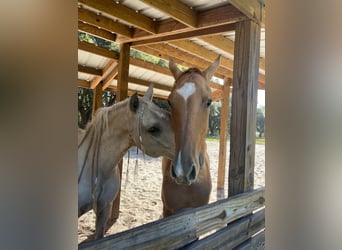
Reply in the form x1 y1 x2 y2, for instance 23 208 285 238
171 162 197 185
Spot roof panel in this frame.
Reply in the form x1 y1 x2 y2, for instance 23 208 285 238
78 50 110 69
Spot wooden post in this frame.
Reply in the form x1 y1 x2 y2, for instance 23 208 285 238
217 78 231 199
91 82 103 117
228 20 260 197
108 43 130 226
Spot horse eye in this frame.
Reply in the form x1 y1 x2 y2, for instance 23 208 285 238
147 126 160 134
206 98 212 107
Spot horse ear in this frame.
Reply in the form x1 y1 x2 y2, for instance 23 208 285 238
143 84 154 101
169 57 182 79
203 55 221 81
129 92 139 113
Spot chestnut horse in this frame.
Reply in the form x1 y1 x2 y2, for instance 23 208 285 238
161 56 221 217
78 85 175 239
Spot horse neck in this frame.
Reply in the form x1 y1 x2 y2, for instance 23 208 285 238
78 100 134 177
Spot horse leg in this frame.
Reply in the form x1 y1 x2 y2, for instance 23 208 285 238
95 167 120 239
95 201 112 239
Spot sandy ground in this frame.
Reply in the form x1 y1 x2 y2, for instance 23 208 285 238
78 140 265 244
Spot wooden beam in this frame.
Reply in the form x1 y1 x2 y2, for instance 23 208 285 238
197 4 247 27
200 35 265 72
102 64 119 90
140 0 197 27
78 8 133 38
106 85 168 100
146 43 232 79
130 56 223 90
217 78 232 199
130 23 235 46
110 43 130 224
92 83 103 117
212 89 223 102
79 188 265 250
117 43 130 100
170 40 234 71
127 77 172 92
171 39 265 87
228 20 261 197
78 41 120 60
89 60 116 89
78 21 117 42
79 0 157 34
78 79 90 88
132 4 246 38
228 0 264 25
78 64 102 76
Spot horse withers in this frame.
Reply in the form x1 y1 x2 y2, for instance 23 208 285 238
162 56 221 217
78 85 175 239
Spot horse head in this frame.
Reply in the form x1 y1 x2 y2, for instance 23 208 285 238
129 85 175 159
168 57 221 185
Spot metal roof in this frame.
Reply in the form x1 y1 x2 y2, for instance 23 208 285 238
78 0 266 100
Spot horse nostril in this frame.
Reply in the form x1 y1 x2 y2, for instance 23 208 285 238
171 164 177 178
188 164 196 181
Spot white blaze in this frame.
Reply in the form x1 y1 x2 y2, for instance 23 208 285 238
176 82 196 101
173 151 184 177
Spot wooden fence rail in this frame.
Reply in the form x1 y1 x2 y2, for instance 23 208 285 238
79 188 265 250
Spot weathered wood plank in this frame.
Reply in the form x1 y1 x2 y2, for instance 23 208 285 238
234 229 265 250
217 78 231 199
182 209 265 249
228 20 261 196
79 188 265 250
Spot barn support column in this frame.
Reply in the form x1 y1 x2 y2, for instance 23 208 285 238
108 43 130 226
228 20 260 197
217 78 232 199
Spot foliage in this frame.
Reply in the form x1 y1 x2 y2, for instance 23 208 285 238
152 99 170 112
208 101 222 137
78 87 116 128
256 106 265 138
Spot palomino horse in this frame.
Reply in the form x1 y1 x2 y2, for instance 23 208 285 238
78 85 175 239
161 56 221 217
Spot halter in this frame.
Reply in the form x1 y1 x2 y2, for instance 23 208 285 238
136 102 146 155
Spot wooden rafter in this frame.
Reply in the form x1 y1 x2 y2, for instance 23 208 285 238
106 85 168 100
78 41 119 60
78 8 133 38
78 21 117 42
78 79 90 88
143 44 232 79
212 89 223 102
102 63 119 90
170 40 265 87
200 35 265 72
78 64 102 76
89 60 116 89
79 0 157 34
140 0 198 27
130 23 235 46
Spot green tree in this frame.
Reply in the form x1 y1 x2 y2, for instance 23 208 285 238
208 101 222 137
256 106 265 138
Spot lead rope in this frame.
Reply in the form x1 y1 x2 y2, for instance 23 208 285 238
135 103 146 179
